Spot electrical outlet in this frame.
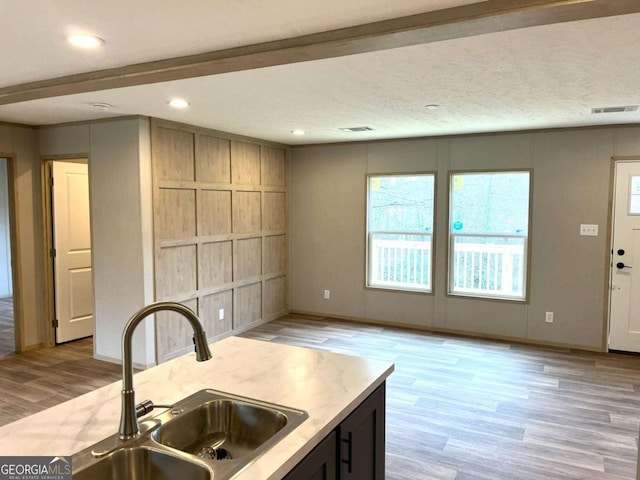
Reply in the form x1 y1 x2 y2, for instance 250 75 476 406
545 311 554 323
324 290 330 300
218 308 224 321
580 224 598 236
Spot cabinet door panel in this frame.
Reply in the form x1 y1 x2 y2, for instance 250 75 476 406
284 430 337 480
339 383 386 480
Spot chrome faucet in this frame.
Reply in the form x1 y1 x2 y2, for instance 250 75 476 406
119 301 212 440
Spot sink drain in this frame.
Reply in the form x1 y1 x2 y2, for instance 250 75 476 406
197 446 233 461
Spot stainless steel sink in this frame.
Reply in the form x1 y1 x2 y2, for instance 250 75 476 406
73 447 211 480
153 394 291 459
72 390 308 479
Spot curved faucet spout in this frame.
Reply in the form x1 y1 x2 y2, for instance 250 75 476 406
119 301 212 440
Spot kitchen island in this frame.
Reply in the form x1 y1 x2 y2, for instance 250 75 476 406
0 336 394 479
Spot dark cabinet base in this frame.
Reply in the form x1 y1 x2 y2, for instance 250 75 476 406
339 382 385 480
284 382 386 480
284 431 337 480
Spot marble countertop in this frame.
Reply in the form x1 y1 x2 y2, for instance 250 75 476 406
0 336 394 479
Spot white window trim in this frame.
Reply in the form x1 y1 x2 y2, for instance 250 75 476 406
365 173 435 294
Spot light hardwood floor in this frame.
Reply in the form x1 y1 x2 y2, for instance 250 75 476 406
0 296 14 357
240 315 640 480
1 314 639 479
0 337 121 425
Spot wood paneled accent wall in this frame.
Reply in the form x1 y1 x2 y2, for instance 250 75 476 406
151 120 288 363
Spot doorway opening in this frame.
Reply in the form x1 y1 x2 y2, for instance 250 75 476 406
608 158 640 353
0 157 16 357
44 159 94 346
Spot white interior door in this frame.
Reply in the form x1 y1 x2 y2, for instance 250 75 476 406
52 161 94 343
609 160 640 352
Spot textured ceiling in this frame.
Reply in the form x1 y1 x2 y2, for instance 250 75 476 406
1 12 639 145
0 0 482 87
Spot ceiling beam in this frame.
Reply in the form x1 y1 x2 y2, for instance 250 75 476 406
0 0 638 105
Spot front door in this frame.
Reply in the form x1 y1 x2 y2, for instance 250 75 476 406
51 161 94 343
609 160 640 352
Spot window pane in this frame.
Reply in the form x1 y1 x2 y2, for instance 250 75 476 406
450 172 529 235
629 176 640 214
451 235 526 298
369 175 434 233
449 172 530 300
367 174 434 292
369 233 432 290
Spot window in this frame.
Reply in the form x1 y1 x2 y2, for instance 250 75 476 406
448 171 531 300
629 176 640 214
366 174 435 292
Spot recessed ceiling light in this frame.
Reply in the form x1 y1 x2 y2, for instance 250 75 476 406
66 34 105 48
168 98 190 109
291 129 306 136
425 104 440 110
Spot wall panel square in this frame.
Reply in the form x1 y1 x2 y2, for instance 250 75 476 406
156 298 198 362
262 147 286 186
155 127 195 181
231 141 260 185
263 192 286 231
156 188 196 240
156 245 197 298
235 282 262 328
265 276 286 317
201 241 233 288
197 135 231 183
233 191 261 233
201 290 233 337
199 190 232 236
235 237 261 281
264 235 286 275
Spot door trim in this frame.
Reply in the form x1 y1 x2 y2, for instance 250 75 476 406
41 155 89 347
605 156 640 352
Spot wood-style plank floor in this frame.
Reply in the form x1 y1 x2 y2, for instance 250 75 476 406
0 337 121 426
239 315 640 480
1 313 639 479
0 296 14 357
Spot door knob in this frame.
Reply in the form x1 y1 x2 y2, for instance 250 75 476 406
616 262 632 269
618 249 625 256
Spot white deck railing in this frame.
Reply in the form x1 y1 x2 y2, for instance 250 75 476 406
369 233 432 291
369 233 526 298
450 234 526 298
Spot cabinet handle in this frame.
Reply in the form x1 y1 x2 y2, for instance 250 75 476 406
341 432 352 473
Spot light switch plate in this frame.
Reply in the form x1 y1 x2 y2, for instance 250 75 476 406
580 224 598 236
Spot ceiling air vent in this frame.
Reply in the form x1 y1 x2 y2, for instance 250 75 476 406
339 126 374 132
591 105 638 114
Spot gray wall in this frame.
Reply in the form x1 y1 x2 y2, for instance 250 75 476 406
39 118 155 367
290 126 640 350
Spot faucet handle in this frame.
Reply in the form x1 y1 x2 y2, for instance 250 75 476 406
135 399 175 418
135 399 155 418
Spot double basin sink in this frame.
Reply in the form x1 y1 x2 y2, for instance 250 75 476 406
72 389 309 479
